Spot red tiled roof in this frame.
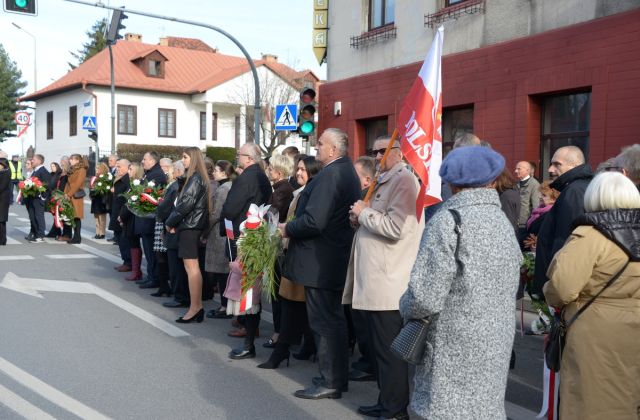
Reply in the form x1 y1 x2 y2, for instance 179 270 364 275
22 39 318 101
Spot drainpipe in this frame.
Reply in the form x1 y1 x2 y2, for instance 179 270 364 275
81 80 99 161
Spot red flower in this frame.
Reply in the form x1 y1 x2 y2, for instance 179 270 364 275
145 188 152 193
18 181 25 189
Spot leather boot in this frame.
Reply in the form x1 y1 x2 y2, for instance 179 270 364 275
125 248 143 281
67 219 82 244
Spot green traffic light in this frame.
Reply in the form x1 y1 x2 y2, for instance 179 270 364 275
300 121 315 135
15 0 28 8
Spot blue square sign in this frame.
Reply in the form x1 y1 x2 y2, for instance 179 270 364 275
275 104 298 131
82 116 97 131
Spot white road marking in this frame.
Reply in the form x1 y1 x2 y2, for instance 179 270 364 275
5 236 20 245
72 243 121 264
505 401 539 420
0 273 189 338
0 383 56 420
17 218 30 223
8 212 17 217
0 256 34 261
45 254 98 259
0 356 111 420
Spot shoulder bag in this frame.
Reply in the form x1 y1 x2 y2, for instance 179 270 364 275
73 189 86 199
391 209 463 365
545 259 630 372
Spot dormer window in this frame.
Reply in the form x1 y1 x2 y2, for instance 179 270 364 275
131 49 168 79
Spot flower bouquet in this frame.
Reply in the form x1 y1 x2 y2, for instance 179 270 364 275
17 177 46 201
236 204 283 301
47 190 76 227
522 252 552 334
123 179 164 218
89 172 114 196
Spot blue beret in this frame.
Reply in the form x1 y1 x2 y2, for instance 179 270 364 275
439 146 505 187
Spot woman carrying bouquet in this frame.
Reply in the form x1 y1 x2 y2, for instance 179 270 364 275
45 162 64 239
120 162 144 281
165 147 210 323
64 154 88 244
90 163 110 239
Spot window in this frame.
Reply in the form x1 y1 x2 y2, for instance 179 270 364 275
370 0 395 30
148 60 161 77
158 109 176 138
199 112 218 140
540 92 591 179
46 111 53 140
235 114 241 149
361 117 388 153
445 0 468 6
117 105 137 135
442 106 474 156
69 106 77 136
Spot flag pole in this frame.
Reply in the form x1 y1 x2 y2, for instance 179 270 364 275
363 128 399 203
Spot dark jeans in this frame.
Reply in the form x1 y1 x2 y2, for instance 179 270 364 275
167 249 189 304
141 233 156 283
27 198 46 237
115 230 131 266
365 310 409 417
305 286 349 389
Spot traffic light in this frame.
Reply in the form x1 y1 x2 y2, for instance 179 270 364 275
106 9 128 45
3 0 37 15
298 87 316 138
88 131 98 142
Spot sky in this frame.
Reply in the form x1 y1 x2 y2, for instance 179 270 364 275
0 0 327 155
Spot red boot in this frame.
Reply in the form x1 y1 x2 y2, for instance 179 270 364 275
125 248 143 281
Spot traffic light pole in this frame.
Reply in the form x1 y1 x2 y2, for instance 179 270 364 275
64 0 262 146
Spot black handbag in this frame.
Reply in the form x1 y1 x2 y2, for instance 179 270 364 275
73 189 86 199
545 259 630 372
391 209 462 365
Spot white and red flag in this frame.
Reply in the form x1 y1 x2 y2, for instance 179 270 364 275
224 219 234 240
397 26 444 218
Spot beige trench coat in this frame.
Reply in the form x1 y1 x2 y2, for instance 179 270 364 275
544 225 640 420
343 162 424 311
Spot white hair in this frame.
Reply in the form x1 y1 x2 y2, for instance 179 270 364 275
269 154 294 178
584 172 640 212
325 128 349 156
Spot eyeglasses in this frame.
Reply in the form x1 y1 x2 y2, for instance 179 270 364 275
370 147 399 156
236 153 250 158
604 166 623 172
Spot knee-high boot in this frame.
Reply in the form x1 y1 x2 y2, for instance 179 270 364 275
68 219 82 244
125 248 143 281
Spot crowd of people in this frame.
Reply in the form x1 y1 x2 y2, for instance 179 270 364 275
0 133 638 420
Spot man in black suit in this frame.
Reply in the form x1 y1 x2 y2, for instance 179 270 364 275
136 152 167 289
26 154 51 243
281 128 361 400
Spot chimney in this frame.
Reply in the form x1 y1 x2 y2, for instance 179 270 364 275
125 33 142 42
261 53 278 63
159 37 168 46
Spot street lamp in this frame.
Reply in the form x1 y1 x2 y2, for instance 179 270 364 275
12 22 37 155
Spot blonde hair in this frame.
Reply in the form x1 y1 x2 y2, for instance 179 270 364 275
269 154 294 178
96 162 109 176
584 172 640 212
129 162 144 180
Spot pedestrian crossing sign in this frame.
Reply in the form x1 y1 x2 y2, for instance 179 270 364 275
82 116 97 131
275 104 298 131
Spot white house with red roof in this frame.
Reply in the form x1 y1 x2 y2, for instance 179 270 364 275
21 35 319 162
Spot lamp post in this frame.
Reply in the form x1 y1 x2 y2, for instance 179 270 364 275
12 22 37 156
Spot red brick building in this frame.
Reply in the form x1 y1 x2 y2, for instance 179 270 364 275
319 6 640 177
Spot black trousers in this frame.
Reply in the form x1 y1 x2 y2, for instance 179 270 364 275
243 312 261 350
167 249 189 304
351 307 375 374
278 297 314 347
0 221 6 245
213 272 228 307
305 286 349 389
141 233 156 282
364 310 409 416
115 230 131 266
155 251 171 294
27 198 46 237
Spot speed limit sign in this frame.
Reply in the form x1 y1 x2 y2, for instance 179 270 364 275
15 111 30 126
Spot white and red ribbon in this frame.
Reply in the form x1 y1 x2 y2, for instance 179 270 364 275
238 288 253 313
140 192 159 205
89 176 97 189
54 204 63 228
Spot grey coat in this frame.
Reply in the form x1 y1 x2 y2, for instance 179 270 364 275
205 180 232 274
399 188 522 420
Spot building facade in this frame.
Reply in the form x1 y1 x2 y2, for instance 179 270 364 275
319 0 640 176
23 36 318 163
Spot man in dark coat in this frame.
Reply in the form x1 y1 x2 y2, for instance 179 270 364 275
110 159 131 271
219 143 272 246
532 146 593 297
136 152 167 288
26 154 51 242
282 128 361 400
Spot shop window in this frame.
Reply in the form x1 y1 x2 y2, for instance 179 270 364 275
370 0 395 30
540 92 591 179
442 106 474 156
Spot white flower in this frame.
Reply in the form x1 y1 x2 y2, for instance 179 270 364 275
107 173 113 180
147 181 155 187
97 182 102 187
130 195 138 202
133 179 141 186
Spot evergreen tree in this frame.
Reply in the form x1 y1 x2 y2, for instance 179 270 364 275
68 18 108 69
0 44 27 143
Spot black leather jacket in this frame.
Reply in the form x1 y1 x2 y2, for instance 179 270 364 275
165 173 209 231
574 209 640 260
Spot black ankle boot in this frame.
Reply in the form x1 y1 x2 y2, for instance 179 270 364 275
68 219 82 244
257 343 290 369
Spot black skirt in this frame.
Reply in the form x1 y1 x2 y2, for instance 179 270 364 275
178 229 202 259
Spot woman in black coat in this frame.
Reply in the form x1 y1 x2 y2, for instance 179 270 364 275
45 162 64 238
110 159 131 272
165 147 210 323
0 158 11 245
